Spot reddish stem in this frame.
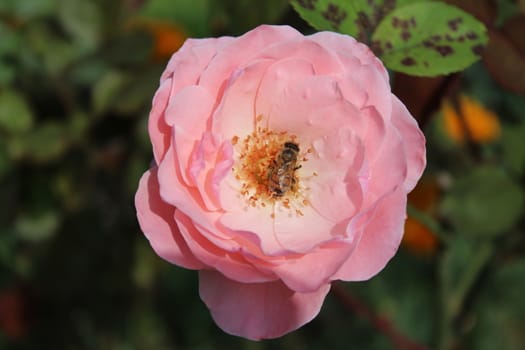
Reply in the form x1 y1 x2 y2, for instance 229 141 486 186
331 283 429 350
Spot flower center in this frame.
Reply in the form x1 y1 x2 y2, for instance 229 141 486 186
231 116 313 215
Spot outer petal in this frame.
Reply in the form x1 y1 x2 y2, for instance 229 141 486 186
271 240 355 293
168 85 216 187
161 36 234 83
362 106 407 208
152 36 234 163
309 31 387 80
135 167 205 269
175 210 275 283
148 79 172 163
332 186 407 281
391 96 427 192
198 25 301 94
199 270 330 340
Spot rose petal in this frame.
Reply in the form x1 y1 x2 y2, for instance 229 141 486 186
270 128 365 253
261 38 344 75
211 58 273 140
255 65 367 146
361 107 407 208
148 79 172 163
219 204 286 255
186 134 233 211
332 186 407 281
159 144 250 261
199 270 330 340
255 61 339 140
310 31 393 119
205 140 235 209
350 64 392 119
158 146 204 213
176 210 275 283
158 146 227 238
161 37 234 84
272 201 335 253
391 96 426 192
305 127 365 223
272 240 355 292
167 85 215 186
310 31 387 80
135 168 205 269
198 25 301 95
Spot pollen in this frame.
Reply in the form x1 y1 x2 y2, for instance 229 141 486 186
230 115 311 216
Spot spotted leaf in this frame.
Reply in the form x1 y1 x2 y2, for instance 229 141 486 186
372 2 488 76
290 0 424 43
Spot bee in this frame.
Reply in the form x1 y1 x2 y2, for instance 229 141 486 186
268 141 301 197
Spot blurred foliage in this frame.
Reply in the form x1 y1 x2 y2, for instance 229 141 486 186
0 0 524 350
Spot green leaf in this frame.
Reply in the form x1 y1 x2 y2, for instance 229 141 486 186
210 0 290 35
93 70 131 115
102 30 154 67
110 66 163 115
0 229 17 267
441 166 524 237
290 0 424 41
0 90 34 134
467 259 525 350
0 62 15 87
93 66 162 116
0 0 55 18
438 237 493 348
133 239 159 289
440 238 492 316
24 23 79 75
15 210 61 242
0 22 19 55
8 122 69 162
349 252 437 344
372 2 488 76
140 0 211 37
0 139 10 178
502 123 525 175
68 58 108 86
58 0 102 51
67 111 90 142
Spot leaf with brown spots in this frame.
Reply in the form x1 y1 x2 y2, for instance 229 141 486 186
372 2 488 76
442 0 497 26
290 0 423 44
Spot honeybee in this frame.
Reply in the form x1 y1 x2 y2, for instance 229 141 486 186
268 142 301 197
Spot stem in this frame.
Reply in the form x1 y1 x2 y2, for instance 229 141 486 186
331 283 429 350
437 242 493 350
418 74 462 130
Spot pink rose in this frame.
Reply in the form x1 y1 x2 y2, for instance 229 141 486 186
135 25 426 339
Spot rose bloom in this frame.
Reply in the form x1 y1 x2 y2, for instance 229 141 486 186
135 25 426 340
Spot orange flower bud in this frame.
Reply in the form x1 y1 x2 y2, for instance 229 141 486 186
403 217 439 256
402 178 440 256
441 95 501 144
147 20 187 61
127 18 187 62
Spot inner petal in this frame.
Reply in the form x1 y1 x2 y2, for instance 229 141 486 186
305 128 365 224
211 58 274 141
